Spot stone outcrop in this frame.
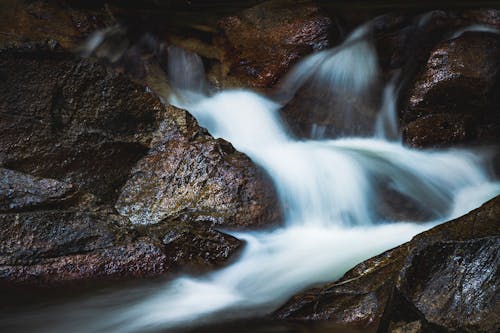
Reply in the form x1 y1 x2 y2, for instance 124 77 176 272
275 195 500 333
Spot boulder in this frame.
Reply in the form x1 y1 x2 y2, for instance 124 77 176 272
115 105 282 229
402 31 500 147
0 211 242 286
211 0 335 89
275 195 500 333
0 45 161 204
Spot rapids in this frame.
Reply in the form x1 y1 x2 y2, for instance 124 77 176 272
3 16 500 333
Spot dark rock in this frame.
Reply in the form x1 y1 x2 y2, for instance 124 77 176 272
144 219 243 270
463 9 500 29
0 0 113 50
403 113 473 148
0 168 89 212
0 46 162 204
274 244 410 328
402 32 500 147
275 196 500 333
0 211 243 286
280 83 381 139
115 105 282 229
212 0 335 89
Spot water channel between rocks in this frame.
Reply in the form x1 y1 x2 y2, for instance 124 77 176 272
1 11 500 333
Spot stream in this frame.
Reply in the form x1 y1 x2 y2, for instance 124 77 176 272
1 14 500 333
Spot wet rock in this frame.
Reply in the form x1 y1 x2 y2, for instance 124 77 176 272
275 244 409 328
463 9 500 28
116 105 282 229
402 32 500 147
0 0 113 50
212 0 335 89
280 84 380 139
275 195 500 332
403 113 473 148
144 219 243 270
0 168 86 212
0 46 162 204
0 211 242 285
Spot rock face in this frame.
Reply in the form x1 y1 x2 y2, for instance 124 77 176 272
275 195 500 333
115 105 282 228
0 45 160 204
402 32 500 148
212 0 335 89
0 211 242 286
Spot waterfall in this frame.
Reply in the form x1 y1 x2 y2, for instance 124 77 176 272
6 19 500 333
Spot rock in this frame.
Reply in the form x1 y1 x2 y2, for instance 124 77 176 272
115 105 282 229
275 195 500 333
0 46 162 204
402 32 500 147
463 9 500 28
403 113 473 148
280 84 381 139
0 211 242 286
274 244 410 328
379 196 500 333
212 0 335 89
0 0 113 50
0 168 89 212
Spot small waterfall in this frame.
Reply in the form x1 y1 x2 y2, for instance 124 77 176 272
374 74 400 140
275 23 380 138
6 17 500 333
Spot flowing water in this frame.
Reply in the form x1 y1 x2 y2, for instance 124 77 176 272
2 17 500 333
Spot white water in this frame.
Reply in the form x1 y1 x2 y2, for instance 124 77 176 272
37 87 497 333
275 24 380 138
6 20 500 333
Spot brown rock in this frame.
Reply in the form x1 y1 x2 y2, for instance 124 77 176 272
275 196 500 333
0 211 242 286
115 105 282 229
213 0 335 89
0 46 162 204
402 32 500 147
0 0 113 50
403 113 473 148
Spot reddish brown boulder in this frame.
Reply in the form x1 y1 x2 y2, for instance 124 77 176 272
212 0 335 89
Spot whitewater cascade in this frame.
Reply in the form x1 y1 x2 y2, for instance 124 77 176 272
6 19 500 333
